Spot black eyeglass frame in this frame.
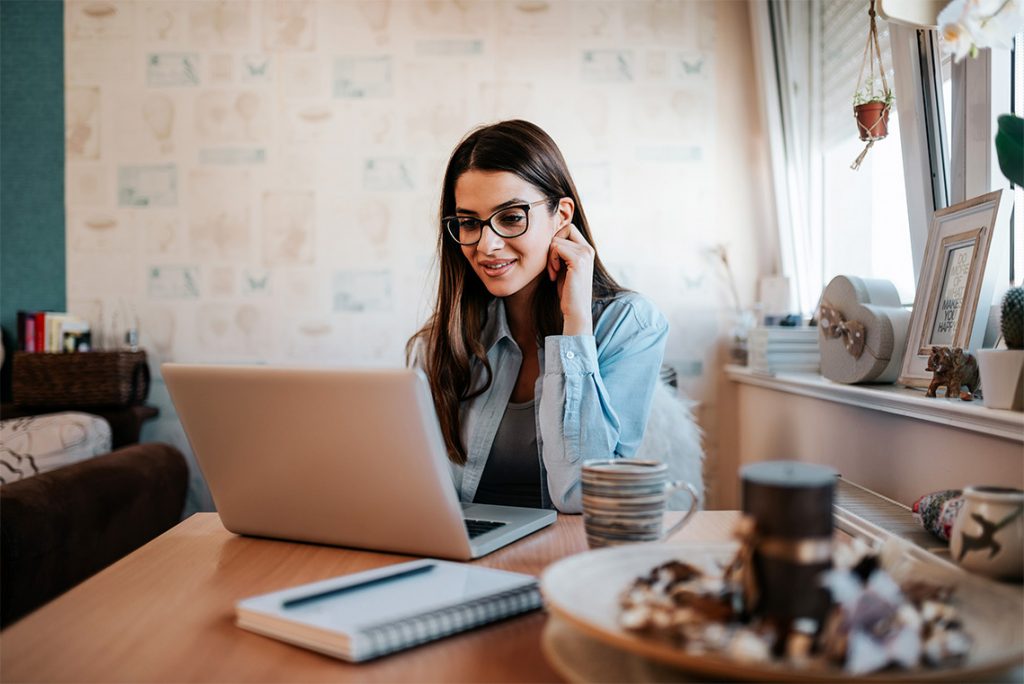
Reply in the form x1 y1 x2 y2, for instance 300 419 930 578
441 198 557 246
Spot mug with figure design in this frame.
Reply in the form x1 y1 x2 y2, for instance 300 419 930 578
950 486 1024 581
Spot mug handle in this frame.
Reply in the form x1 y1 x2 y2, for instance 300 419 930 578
660 481 700 541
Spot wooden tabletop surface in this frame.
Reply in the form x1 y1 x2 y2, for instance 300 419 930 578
0 511 740 683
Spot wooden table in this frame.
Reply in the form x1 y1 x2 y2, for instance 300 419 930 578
0 511 740 682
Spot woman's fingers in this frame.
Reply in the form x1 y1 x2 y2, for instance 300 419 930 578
564 222 589 246
548 242 562 281
550 237 595 267
549 223 595 334
549 223 591 282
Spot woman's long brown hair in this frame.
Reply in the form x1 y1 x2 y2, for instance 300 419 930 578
407 120 625 465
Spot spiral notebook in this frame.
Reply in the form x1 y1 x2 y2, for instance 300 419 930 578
235 559 541 662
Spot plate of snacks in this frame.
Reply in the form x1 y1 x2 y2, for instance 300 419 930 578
540 535 1023 681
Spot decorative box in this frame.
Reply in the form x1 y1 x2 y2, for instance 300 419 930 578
817 275 911 384
12 350 150 407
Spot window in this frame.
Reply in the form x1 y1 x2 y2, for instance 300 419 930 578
936 30 1021 286
940 37 953 195
1014 33 1022 285
819 0 915 304
754 0 1014 314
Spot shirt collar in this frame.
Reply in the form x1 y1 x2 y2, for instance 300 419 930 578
481 298 514 353
479 296 609 352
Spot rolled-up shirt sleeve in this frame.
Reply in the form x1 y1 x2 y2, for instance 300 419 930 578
539 298 669 512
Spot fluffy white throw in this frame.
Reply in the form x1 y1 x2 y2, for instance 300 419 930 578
635 380 705 510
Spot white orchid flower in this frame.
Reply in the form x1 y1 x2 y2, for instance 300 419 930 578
939 0 1024 61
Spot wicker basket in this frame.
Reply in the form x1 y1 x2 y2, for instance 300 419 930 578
12 350 151 408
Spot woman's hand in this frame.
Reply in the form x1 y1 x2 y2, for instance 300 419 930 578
547 223 595 336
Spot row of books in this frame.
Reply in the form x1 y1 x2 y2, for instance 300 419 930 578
17 311 92 353
748 326 820 373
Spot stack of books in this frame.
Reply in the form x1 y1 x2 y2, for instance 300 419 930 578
748 326 820 373
16 311 91 353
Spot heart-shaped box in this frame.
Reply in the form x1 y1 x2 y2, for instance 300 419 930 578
818 275 911 384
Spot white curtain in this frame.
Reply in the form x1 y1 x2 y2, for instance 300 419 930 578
750 0 818 314
750 0 895 314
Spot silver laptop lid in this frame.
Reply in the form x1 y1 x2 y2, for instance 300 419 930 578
163 364 475 559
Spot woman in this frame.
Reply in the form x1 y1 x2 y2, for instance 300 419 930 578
408 120 668 514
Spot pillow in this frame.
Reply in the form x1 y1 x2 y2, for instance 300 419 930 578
0 412 112 484
912 489 964 543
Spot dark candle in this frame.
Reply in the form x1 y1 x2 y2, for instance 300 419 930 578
741 460 837 625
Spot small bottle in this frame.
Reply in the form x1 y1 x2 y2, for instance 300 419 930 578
125 327 139 352
110 300 139 351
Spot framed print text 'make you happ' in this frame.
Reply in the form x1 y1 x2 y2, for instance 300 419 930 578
899 190 1006 388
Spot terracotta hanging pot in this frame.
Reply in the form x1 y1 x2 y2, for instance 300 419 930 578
854 100 890 141
849 0 893 170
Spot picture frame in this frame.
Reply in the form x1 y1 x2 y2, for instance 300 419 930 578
899 190 1005 388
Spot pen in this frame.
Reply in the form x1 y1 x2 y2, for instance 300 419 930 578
282 562 435 609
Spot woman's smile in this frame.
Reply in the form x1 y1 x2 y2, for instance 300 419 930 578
478 258 518 277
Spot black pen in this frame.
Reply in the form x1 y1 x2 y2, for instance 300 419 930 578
282 562 435 609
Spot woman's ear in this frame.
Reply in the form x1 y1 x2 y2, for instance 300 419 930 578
556 197 575 229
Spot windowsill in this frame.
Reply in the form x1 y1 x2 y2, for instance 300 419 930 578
725 365 1024 443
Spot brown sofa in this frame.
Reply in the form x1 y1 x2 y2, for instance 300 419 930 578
0 439 188 628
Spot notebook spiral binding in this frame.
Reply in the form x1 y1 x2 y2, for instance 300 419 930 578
360 585 542 660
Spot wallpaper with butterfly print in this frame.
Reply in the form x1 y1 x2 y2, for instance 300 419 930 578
64 0 772 514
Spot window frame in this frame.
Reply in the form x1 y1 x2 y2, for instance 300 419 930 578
889 23 946 285
753 0 1015 313
895 25 1012 294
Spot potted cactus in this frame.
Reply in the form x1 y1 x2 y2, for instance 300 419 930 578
977 287 1024 410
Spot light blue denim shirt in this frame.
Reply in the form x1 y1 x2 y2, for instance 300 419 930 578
451 292 669 513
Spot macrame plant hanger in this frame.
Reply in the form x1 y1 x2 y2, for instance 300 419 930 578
850 0 892 171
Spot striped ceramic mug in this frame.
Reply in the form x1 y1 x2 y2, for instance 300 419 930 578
581 459 699 549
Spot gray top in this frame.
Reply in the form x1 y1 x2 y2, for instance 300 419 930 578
450 293 669 513
472 399 542 508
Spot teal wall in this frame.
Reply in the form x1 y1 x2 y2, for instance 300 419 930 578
1 0 66 347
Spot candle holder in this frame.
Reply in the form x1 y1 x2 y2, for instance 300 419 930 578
741 461 838 626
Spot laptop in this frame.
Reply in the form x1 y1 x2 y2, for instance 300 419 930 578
162 364 556 560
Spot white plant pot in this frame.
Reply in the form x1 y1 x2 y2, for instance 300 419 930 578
977 349 1024 411
949 486 1024 581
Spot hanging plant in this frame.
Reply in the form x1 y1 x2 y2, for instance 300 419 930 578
850 0 894 171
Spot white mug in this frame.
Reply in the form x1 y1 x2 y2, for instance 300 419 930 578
949 486 1024 581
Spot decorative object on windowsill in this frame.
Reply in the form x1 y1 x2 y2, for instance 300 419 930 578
850 0 894 170
817 275 911 384
924 345 980 400
710 244 757 365
912 489 965 543
898 190 1004 388
748 326 820 374
977 286 1024 410
949 486 1024 581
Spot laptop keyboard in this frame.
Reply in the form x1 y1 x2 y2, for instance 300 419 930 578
464 518 507 539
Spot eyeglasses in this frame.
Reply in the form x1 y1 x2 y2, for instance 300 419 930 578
442 198 554 246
